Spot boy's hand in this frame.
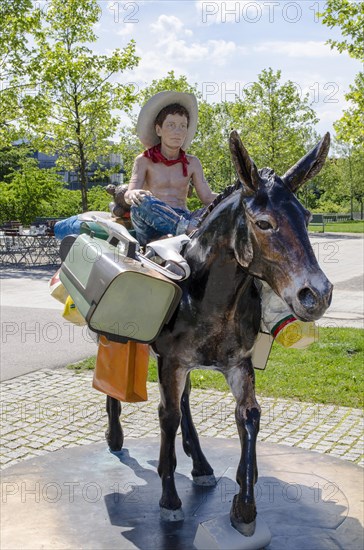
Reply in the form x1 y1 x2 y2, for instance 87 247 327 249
125 189 153 206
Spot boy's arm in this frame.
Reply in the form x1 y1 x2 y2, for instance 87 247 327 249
124 155 153 206
190 157 218 206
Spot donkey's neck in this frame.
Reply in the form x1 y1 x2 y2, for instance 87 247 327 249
183 193 252 309
185 192 243 275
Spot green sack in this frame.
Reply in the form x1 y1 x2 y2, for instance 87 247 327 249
80 221 109 240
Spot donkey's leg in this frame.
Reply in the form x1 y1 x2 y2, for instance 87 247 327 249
105 396 124 451
226 360 260 536
180 373 216 486
158 358 187 521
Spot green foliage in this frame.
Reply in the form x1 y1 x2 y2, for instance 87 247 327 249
190 101 232 191
306 140 364 213
334 72 364 148
319 0 364 61
187 194 203 211
314 199 344 214
87 185 111 212
138 71 199 103
22 0 139 211
0 157 64 224
0 143 32 179
319 1 364 150
42 188 82 218
227 68 319 175
0 0 41 147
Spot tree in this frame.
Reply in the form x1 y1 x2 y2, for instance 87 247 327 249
311 140 364 217
334 72 364 148
334 141 364 218
227 68 319 176
0 142 32 180
23 0 139 211
0 156 64 224
190 101 232 192
319 0 364 61
319 0 364 149
0 0 40 146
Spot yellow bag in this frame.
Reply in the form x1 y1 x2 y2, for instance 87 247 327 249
48 268 68 304
62 295 87 325
93 336 149 402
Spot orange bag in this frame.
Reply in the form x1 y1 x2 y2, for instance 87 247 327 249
93 336 149 402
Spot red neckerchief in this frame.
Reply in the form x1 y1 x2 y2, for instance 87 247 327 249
143 144 189 176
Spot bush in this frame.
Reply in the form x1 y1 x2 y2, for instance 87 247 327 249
314 198 344 213
87 185 111 212
0 158 64 224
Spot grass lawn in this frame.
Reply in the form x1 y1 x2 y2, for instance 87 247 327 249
68 327 363 409
309 220 364 233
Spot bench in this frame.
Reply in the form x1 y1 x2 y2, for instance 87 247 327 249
336 214 351 222
323 214 337 223
310 214 325 232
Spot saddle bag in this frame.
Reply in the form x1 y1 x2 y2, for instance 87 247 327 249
59 232 182 343
93 336 149 402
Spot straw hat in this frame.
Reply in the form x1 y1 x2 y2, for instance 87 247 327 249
136 91 198 150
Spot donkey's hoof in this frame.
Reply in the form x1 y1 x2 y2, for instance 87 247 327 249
105 430 123 452
230 516 256 537
160 506 184 522
192 473 216 486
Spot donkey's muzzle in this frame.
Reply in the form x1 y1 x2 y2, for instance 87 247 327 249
296 281 333 320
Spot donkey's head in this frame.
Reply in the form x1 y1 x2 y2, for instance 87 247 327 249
229 130 333 321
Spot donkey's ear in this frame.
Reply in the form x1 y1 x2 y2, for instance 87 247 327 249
282 132 330 193
229 130 260 196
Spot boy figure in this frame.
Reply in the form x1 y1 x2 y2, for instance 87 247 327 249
124 91 217 246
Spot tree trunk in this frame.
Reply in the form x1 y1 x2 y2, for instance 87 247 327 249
80 160 88 212
78 143 88 212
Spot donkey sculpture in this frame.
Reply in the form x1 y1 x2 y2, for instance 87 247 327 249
106 130 333 536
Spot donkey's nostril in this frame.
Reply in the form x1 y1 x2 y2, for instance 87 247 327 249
298 287 317 310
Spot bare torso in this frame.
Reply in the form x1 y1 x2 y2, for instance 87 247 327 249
139 155 195 209
125 153 216 209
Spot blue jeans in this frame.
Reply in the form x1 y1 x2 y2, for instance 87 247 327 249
54 215 82 240
131 196 204 246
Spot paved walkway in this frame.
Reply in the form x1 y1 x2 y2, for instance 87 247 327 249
1 368 363 471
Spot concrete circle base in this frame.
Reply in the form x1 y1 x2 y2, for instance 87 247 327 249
1 438 362 549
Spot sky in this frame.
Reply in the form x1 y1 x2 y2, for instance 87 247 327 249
56 1 363 136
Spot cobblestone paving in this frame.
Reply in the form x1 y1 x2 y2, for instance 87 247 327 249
0 368 363 470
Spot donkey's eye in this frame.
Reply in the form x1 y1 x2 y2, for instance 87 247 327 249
256 220 273 231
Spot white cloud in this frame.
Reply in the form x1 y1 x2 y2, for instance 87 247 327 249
147 14 243 67
254 41 342 58
116 25 134 37
151 14 187 35
162 39 210 63
208 39 244 64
